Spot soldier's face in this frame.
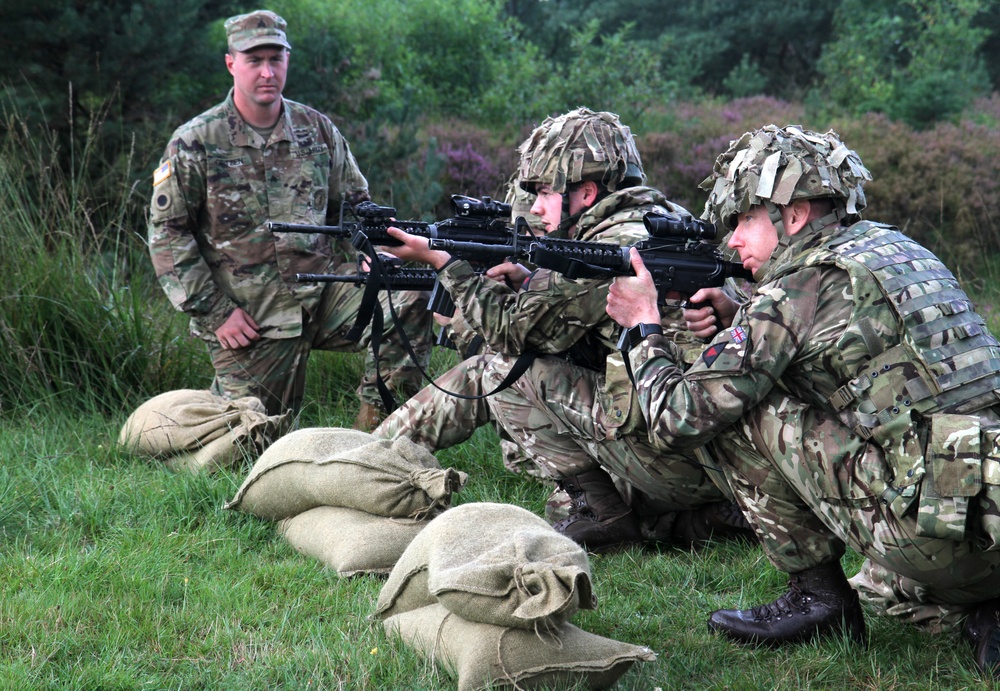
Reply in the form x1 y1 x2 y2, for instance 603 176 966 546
226 47 288 109
728 205 779 273
529 184 564 234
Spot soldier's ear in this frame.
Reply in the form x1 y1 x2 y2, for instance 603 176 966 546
579 180 601 206
783 200 813 236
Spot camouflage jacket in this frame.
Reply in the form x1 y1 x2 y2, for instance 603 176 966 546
631 219 1000 456
148 90 368 340
439 186 689 437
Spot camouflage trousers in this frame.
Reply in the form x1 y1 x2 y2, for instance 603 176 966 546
483 353 729 513
373 351 536 477
713 390 1000 630
208 281 433 416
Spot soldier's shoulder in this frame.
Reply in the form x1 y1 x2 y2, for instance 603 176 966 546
168 102 231 150
283 99 335 127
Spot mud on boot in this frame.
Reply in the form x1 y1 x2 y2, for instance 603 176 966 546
552 467 642 554
353 402 384 432
707 561 866 646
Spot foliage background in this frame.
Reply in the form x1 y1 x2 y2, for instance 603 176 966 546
1 2 1000 685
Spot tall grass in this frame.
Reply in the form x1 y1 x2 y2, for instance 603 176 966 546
2 94 999 688
0 98 207 415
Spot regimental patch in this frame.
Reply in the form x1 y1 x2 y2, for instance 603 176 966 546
729 326 747 343
153 160 172 186
702 342 727 367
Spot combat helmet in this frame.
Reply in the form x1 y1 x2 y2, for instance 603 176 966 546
518 107 645 196
700 125 871 232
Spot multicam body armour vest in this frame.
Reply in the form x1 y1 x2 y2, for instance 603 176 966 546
778 221 1000 544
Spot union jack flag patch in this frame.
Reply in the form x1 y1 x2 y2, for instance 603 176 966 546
729 326 747 344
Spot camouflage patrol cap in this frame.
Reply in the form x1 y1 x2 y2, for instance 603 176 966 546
518 107 645 195
225 10 291 52
700 125 872 230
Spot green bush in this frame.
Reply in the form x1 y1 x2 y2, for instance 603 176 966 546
836 106 1000 274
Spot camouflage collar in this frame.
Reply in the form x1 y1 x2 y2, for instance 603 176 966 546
223 89 292 148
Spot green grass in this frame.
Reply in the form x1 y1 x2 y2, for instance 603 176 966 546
3 100 999 690
0 356 994 690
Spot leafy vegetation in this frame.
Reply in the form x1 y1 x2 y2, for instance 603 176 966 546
2 2 1000 686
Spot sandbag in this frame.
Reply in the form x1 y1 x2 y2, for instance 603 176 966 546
118 389 289 473
383 603 655 691
376 502 595 631
278 506 429 577
224 428 467 521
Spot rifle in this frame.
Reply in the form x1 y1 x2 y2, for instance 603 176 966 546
427 211 753 304
294 257 474 351
273 194 520 340
268 194 516 250
428 210 754 356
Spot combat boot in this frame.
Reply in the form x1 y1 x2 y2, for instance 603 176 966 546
707 560 866 646
552 468 642 554
962 598 1000 678
353 402 384 432
670 501 759 547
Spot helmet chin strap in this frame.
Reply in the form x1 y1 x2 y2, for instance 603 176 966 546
556 185 609 236
756 201 848 279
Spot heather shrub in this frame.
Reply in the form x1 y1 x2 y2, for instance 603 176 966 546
836 111 1000 275
422 120 525 216
639 97 806 212
636 97 999 279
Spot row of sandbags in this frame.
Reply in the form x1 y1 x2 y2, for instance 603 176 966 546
117 389 655 689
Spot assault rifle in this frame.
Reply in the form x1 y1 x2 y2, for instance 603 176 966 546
273 194 518 340
427 210 754 304
268 194 516 249
294 257 475 351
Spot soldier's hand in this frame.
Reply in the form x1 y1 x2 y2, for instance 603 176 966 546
606 249 661 328
683 288 738 339
215 308 261 350
383 226 451 269
485 262 530 290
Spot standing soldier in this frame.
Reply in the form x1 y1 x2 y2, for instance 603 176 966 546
607 124 1000 678
148 9 433 426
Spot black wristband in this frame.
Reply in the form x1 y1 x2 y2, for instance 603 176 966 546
617 322 663 353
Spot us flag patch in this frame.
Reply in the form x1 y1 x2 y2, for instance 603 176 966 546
729 326 747 343
153 160 172 186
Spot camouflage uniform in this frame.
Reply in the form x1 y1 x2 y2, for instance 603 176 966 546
629 126 1000 639
445 186 730 523
374 174 540 478
148 83 432 416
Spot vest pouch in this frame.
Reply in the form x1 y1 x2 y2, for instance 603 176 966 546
977 425 1000 551
870 409 924 520
915 414 981 541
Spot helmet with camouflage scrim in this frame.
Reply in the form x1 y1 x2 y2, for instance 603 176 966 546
700 125 872 231
517 107 645 196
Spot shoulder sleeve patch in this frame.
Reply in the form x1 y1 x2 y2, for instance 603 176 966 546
153 160 172 187
699 325 750 371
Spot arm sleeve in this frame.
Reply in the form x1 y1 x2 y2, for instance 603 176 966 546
628 267 836 452
147 143 237 332
438 260 616 356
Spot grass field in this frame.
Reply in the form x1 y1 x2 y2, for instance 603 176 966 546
0 351 993 691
